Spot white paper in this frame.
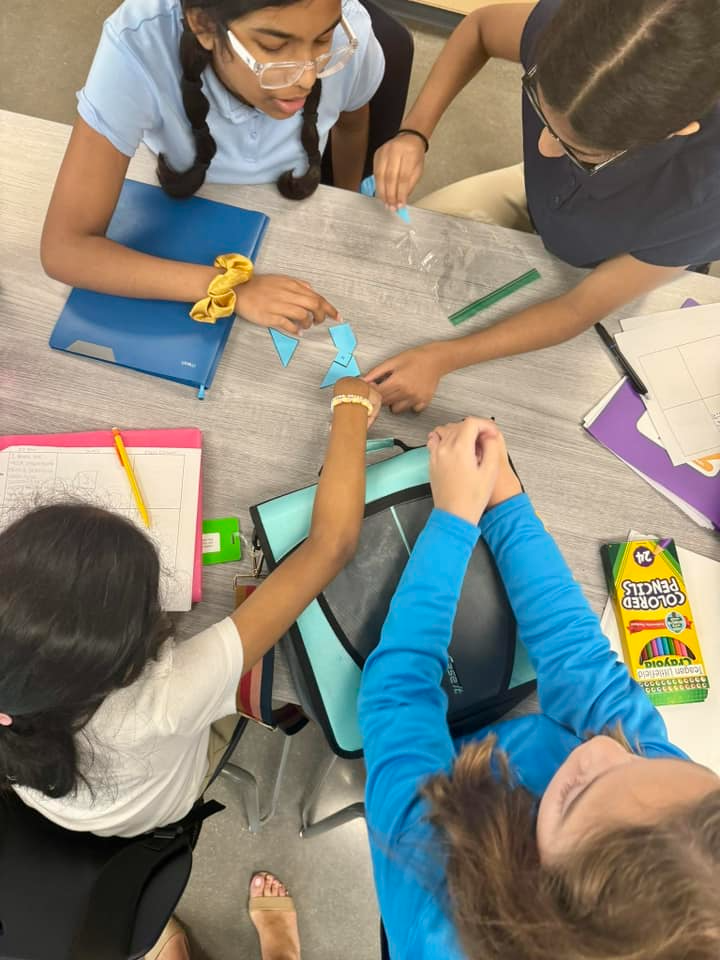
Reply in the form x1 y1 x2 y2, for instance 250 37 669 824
582 377 626 427
615 305 720 465
0 446 201 611
602 533 720 772
202 531 221 554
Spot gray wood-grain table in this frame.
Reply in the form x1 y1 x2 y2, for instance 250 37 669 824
2 109 719 708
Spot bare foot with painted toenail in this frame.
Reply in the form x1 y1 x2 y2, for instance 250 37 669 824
248 872 301 960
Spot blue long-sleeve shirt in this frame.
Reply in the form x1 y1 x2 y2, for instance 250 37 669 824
358 494 687 960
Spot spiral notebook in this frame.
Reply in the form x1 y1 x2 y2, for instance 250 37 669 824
49 180 269 395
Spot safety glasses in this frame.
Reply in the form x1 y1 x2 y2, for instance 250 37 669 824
227 16 358 90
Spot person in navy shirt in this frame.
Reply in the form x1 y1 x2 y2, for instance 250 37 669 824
41 0 384 335
359 417 720 960
368 0 720 413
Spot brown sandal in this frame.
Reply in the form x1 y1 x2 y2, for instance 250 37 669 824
144 916 190 960
248 872 296 914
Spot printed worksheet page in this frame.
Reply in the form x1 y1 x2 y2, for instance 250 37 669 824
615 304 720 466
0 446 201 611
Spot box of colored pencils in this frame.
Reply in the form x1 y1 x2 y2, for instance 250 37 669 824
601 539 709 706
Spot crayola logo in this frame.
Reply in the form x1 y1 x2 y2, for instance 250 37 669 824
639 636 696 666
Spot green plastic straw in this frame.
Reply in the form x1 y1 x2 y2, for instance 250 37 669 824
448 268 541 326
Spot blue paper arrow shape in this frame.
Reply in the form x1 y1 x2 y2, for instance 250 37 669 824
269 328 299 367
320 354 361 388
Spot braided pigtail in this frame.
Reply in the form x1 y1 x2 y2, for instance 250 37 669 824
277 78 323 200
157 22 217 197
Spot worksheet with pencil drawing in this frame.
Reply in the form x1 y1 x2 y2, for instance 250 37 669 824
615 304 720 466
0 446 201 611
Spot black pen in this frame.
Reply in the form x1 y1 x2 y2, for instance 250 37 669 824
594 322 648 395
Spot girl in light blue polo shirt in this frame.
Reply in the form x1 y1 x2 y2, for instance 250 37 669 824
41 0 384 335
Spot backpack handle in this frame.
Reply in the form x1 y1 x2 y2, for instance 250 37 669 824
365 437 412 455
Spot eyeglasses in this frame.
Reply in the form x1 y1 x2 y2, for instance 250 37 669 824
227 16 358 91
521 65 627 175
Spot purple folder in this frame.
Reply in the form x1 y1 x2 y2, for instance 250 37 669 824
586 380 719 529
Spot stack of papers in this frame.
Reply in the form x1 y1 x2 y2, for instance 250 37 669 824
614 302 720 467
584 302 720 530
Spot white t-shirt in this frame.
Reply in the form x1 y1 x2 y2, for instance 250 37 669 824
77 0 385 183
15 617 243 838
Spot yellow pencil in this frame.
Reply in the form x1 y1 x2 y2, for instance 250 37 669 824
111 428 151 528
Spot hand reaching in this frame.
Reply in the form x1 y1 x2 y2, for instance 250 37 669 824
373 134 426 211
364 345 444 414
235 274 339 335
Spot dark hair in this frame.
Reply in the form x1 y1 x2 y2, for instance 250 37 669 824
157 0 324 200
535 0 720 153
0 504 173 798
423 736 720 959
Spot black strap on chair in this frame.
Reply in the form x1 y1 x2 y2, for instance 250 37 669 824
70 799 224 960
322 0 415 184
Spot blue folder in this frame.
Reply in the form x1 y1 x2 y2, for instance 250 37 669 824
49 179 269 395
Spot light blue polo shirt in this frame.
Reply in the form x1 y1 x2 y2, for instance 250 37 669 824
77 0 385 184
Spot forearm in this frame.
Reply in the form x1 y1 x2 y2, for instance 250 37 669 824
359 510 477 770
331 106 369 191
435 293 591 373
482 495 671 742
233 390 368 672
308 386 369 555
40 231 218 303
432 253 683 373
402 11 490 139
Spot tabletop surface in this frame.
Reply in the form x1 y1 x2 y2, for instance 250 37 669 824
2 109 719 701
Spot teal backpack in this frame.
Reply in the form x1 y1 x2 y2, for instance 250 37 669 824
250 440 536 758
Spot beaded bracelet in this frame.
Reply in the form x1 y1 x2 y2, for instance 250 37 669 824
330 394 373 417
189 253 254 324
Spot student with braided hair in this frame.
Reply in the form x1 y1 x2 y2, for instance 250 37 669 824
41 0 384 335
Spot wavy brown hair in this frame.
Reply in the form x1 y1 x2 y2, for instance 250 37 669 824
423 736 720 959
158 0 323 201
534 0 720 153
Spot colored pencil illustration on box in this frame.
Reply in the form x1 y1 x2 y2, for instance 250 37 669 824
638 636 695 662
601 538 709 706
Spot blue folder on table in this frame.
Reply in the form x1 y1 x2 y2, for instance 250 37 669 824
49 179 269 395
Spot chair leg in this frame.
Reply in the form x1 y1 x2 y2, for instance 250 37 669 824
221 733 293 832
221 764 261 834
299 753 366 839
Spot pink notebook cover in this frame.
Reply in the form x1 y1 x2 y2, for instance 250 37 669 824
0 428 204 602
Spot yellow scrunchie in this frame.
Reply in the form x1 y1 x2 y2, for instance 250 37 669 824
189 254 254 324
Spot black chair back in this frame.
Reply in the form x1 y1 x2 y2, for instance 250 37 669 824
0 791 222 960
322 0 415 184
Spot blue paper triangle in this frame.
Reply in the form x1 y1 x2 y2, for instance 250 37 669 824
360 175 376 197
269 328 299 367
396 206 411 224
